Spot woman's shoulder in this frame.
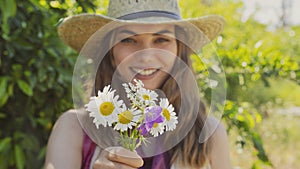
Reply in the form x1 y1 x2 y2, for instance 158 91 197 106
206 116 227 139
50 109 84 141
45 109 85 168
56 109 83 130
206 116 232 169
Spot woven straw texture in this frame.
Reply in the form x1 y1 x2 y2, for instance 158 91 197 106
57 0 225 52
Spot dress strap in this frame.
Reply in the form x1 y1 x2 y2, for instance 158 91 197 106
139 151 171 169
81 131 97 169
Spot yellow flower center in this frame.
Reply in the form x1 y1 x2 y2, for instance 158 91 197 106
143 94 150 100
162 108 170 121
153 123 158 128
118 110 133 124
99 102 114 116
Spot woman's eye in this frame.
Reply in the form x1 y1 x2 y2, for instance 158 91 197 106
120 38 136 43
155 38 170 43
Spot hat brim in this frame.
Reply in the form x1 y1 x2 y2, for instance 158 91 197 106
58 13 225 52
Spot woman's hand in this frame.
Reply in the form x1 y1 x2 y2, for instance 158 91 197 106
93 146 144 169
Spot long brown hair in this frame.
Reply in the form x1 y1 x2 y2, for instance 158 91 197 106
94 25 211 168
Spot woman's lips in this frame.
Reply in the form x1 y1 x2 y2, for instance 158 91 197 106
131 67 159 80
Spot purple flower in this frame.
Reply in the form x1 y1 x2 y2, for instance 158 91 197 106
138 106 164 135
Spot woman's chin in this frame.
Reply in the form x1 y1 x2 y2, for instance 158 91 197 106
143 84 157 90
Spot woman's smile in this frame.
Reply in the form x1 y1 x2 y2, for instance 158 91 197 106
131 67 158 76
131 67 160 80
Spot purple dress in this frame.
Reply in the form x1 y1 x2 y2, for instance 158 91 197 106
81 132 170 169
81 132 97 169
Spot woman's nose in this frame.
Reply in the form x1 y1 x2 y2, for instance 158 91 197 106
139 40 153 49
135 48 156 63
134 40 155 61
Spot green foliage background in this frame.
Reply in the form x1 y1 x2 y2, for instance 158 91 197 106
0 0 299 168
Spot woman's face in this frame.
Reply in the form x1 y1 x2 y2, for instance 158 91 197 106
112 24 178 90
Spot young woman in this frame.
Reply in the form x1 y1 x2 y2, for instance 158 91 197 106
45 0 231 169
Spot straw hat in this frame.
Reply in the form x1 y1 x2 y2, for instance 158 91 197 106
58 0 225 52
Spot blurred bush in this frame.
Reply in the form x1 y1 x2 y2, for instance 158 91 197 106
182 0 299 168
0 0 104 168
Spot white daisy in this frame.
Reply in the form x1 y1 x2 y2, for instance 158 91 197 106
122 79 144 95
122 83 133 95
150 122 165 137
114 105 142 132
85 85 123 128
159 98 178 131
123 81 139 106
137 87 158 106
133 79 144 89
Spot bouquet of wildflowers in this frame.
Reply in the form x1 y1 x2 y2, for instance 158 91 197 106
85 79 178 151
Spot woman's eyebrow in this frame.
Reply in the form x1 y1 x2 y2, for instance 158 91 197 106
119 30 137 36
118 29 174 36
153 30 174 36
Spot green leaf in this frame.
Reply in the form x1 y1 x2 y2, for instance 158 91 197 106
8 83 14 96
14 145 25 169
0 0 17 38
36 118 50 126
38 146 47 160
0 0 16 18
0 137 11 151
252 133 270 163
0 154 9 169
0 78 9 107
17 80 33 96
0 77 8 99
0 137 12 169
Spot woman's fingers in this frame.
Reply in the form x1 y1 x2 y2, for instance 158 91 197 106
93 156 136 169
93 146 144 169
106 147 144 168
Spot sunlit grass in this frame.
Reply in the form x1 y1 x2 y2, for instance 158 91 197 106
230 112 300 169
229 77 300 169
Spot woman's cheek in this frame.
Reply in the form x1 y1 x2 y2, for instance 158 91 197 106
113 47 136 66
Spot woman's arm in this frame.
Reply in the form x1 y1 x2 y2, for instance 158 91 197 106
209 121 232 169
45 110 83 169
